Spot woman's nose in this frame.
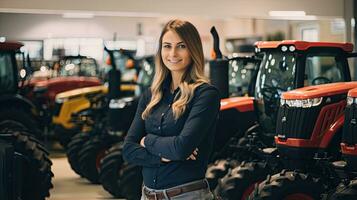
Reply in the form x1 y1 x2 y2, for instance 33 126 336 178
169 48 177 57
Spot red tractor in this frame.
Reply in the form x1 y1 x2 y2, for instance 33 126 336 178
213 40 355 199
20 55 102 130
328 87 357 199
250 82 357 200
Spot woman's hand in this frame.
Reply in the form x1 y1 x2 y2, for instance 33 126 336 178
186 148 198 160
140 137 146 147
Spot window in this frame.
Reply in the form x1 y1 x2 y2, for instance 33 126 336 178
0 52 16 93
304 55 343 86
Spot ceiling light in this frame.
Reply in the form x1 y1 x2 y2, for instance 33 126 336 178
269 11 306 17
62 12 94 19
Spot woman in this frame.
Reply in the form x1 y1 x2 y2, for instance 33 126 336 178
123 19 220 200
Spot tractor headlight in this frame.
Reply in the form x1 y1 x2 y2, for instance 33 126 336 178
109 97 135 109
347 96 356 105
55 97 68 104
280 97 323 108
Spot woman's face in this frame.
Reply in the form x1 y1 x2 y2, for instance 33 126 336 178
161 30 192 74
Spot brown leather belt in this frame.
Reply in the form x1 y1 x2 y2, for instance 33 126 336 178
143 180 208 200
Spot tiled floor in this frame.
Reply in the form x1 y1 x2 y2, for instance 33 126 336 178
49 156 126 200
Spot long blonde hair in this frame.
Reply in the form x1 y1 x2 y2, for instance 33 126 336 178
142 19 209 120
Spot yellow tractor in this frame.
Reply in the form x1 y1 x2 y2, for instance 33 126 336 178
52 48 154 147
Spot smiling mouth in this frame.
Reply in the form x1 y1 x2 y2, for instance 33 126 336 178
168 59 182 64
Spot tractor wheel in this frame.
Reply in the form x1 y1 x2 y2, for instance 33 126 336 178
77 135 113 183
66 132 90 176
249 170 324 200
0 107 40 139
206 159 240 190
117 163 142 200
329 180 357 200
54 125 81 148
1 129 53 200
98 142 125 198
215 161 271 200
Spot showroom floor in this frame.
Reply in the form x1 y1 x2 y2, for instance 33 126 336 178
49 154 126 200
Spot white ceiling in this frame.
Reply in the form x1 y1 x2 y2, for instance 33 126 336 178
0 0 347 20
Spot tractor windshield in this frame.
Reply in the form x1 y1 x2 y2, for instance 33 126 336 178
254 49 296 132
59 57 98 77
255 50 296 100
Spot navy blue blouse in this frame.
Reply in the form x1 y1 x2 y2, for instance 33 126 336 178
122 78 220 189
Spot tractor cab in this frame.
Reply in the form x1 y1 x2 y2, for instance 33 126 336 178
0 42 22 94
59 55 99 77
253 40 352 134
0 41 41 137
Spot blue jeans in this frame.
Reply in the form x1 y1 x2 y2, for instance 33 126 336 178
141 179 215 200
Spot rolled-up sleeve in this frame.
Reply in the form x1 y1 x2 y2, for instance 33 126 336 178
144 86 220 161
122 89 162 167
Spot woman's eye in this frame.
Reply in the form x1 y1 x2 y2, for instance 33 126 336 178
178 44 186 48
163 45 171 48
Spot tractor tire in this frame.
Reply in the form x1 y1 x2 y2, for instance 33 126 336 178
54 125 81 148
98 142 125 198
77 135 115 183
215 161 271 200
1 129 53 200
66 132 90 176
0 108 41 139
329 180 357 200
249 170 324 200
206 159 240 190
117 163 142 200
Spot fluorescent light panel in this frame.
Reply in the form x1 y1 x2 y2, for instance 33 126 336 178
269 11 306 17
62 12 94 18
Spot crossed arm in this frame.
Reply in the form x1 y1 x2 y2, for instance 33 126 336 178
122 87 220 166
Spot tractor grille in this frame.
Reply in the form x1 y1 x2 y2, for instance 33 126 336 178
277 96 346 140
276 105 321 139
342 104 357 145
53 102 63 116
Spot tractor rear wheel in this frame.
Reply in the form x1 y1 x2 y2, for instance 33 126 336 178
215 161 271 200
117 163 142 200
66 132 90 176
249 170 324 200
0 129 53 200
98 142 125 198
329 180 357 200
206 159 240 190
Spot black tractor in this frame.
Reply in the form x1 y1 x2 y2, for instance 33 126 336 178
0 41 53 199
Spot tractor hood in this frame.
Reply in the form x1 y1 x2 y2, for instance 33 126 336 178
281 82 357 100
220 96 254 112
348 87 357 98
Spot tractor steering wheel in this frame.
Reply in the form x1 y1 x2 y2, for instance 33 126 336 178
311 76 332 85
260 84 284 103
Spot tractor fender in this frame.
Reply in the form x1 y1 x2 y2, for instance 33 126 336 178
220 96 254 112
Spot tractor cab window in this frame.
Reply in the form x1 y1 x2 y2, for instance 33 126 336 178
304 54 343 86
59 58 98 77
112 51 137 82
136 57 155 95
254 50 296 132
229 58 259 97
0 52 16 93
255 50 296 100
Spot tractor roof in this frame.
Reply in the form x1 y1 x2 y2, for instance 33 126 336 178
0 41 23 51
255 40 353 52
